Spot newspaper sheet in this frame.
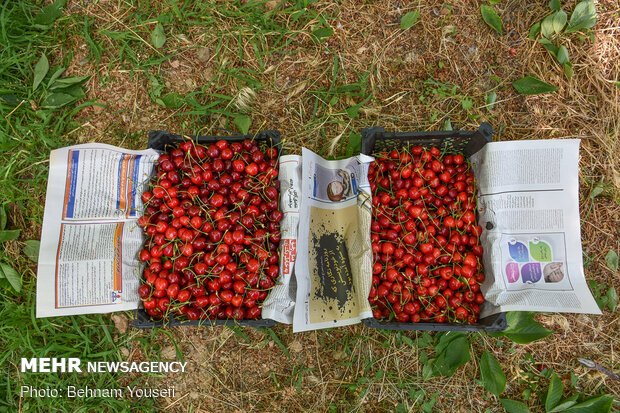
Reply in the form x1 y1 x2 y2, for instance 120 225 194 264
470 139 601 317
262 155 302 323
292 148 375 332
36 143 159 317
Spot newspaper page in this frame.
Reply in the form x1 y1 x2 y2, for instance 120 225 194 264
470 139 601 317
292 148 374 332
36 143 159 317
262 155 302 323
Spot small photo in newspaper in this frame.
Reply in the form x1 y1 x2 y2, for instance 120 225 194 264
312 161 359 203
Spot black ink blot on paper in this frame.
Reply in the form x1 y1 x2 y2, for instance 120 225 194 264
311 231 353 312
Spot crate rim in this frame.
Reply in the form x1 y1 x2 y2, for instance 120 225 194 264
360 122 493 157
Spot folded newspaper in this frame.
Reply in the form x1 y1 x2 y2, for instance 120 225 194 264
37 144 159 317
36 139 601 324
470 139 600 317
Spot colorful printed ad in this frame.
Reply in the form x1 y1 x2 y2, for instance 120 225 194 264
500 233 572 291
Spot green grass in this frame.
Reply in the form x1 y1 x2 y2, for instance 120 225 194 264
0 2 155 411
1 0 619 411
0 296 156 412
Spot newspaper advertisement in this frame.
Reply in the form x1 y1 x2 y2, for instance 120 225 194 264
471 139 601 317
36 143 159 317
292 148 375 332
262 155 302 323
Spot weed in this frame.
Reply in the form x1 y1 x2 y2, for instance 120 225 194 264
529 0 598 78
1 0 619 411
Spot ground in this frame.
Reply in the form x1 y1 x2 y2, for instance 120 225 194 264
0 0 618 412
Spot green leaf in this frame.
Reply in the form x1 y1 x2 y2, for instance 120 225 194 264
345 134 361 157
589 280 607 309
149 76 163 98
556 45 569 64
346 105 361 119
563 394 613 413
422 393 438 413
417 332 433 348
311 26 333 44
49 75 90 90
401 11 420 30
345 94 372 119
481 5 503 34
0 230 20 243
60 84 86 99
512 76 558 95
0 94 21 106
33 54 49 91
151 23 166 49
529 22 541 39
480 350 506 396
434 331 466 353
590 179 605 199
549 395 579 412
541 13 556 38
23 240 40 263
538 38 560 58
500 398 530 413
46 67 66 88
605 287 618 312
604 250 618 271
410 389 425 404
553 10 568 34
564 63 574 78
233 115 251 134
486 91 497 110
570 373 578 388
41 92 77 109
565 1 597 33
422 358 435 379
33 0 66 26
461 97 473 110
159 93 185 108
429 333 471 377
545 374 563 411
0 262 22 293
490 312 553 343
549 0 561 11
0 205 6 231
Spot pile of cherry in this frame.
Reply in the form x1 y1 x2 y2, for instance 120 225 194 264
368 146 485 324
137 139 282 321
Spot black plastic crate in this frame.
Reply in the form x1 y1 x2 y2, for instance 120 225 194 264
147 129 282 154
363 311 506 332
131 130 282 330
360 122 507 333
131 308 276 329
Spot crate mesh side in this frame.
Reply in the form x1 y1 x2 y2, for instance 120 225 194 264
371 136 470 155
161 134 279 154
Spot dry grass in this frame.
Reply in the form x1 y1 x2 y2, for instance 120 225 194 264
18 0 620 411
